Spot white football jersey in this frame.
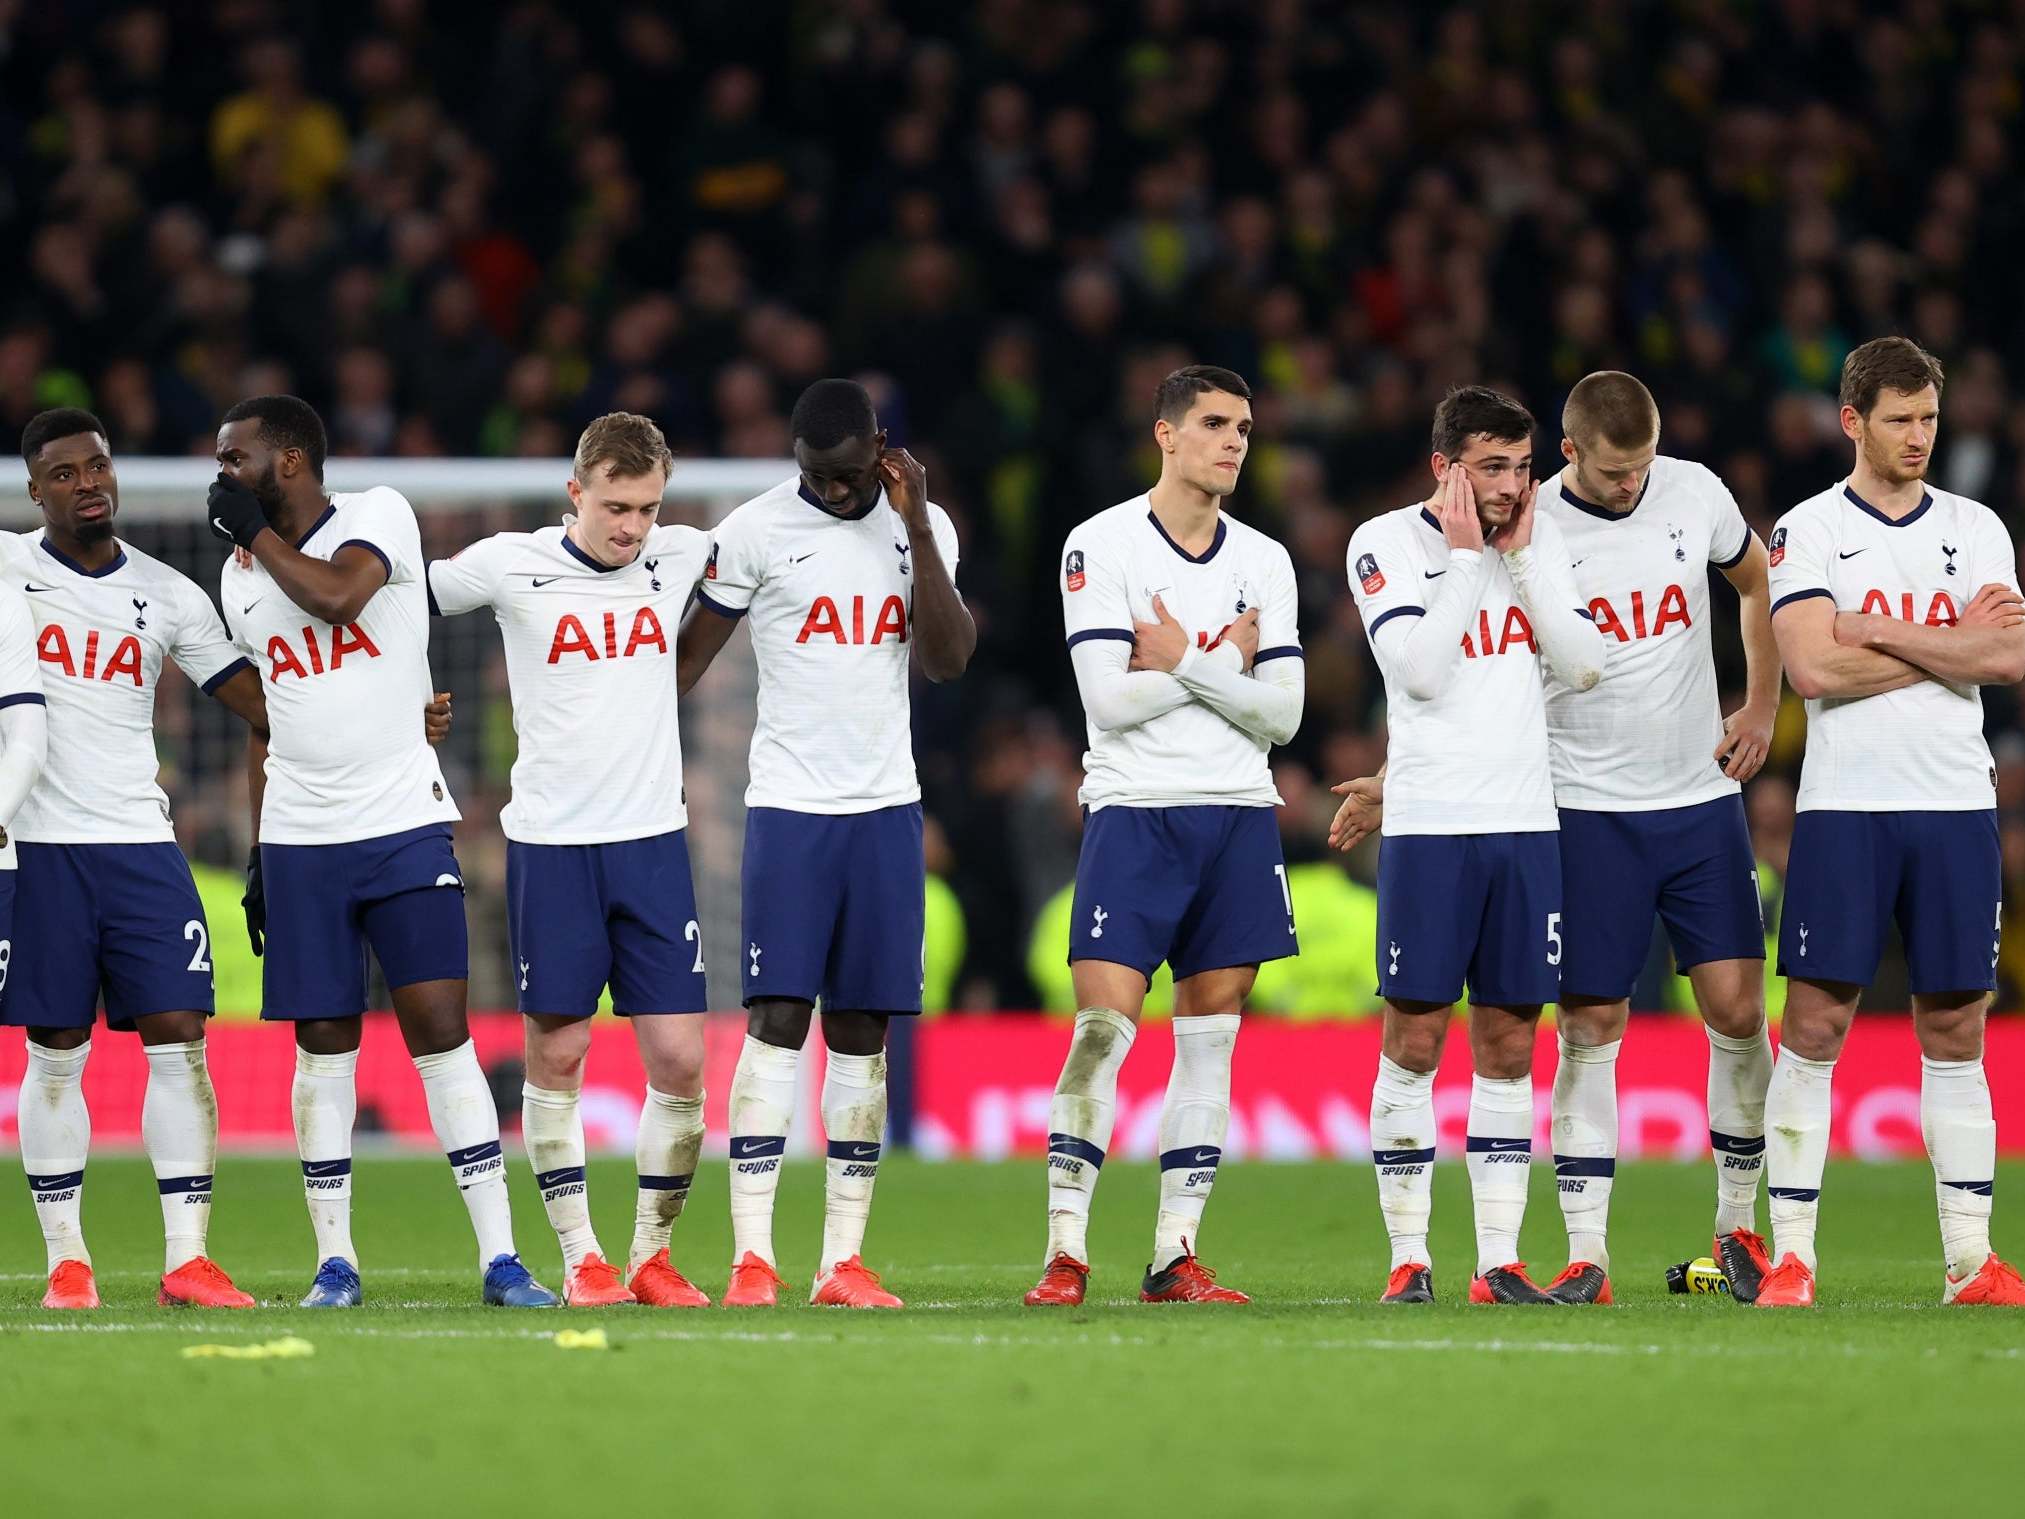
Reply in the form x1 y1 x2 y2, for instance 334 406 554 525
1348 505 1574 835
1060 498 1299 809
1768 481 2017 811
0 577 44 869
1 532 249 843
427 522 708 844
1541 456 1754 811
221 487 458 845
697 477 959 814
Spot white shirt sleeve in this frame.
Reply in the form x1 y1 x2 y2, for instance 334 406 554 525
1505 515 1603 691
336 487 422 584
1767 505 1831 614
0 583 45 827
169 577 254 695
426 533 521 617
696 506 762 617
1171 639 1303 744
1701 466 1754 569
1352 520 1488 702
927 502 961 581
1062 522 1218 732
1971 505 2022 596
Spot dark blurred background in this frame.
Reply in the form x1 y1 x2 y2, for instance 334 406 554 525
6 0 2025 1014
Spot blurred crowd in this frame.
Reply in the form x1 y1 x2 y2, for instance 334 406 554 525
8 0 2025 1010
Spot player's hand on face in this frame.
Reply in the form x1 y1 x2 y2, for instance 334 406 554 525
1489 478 1537 555
1223 606 1261 669
1130 593 1191 673
1439 462 1483 553
877 447 930 529
1327 775 1385 851
1714 700 1774 782
207 473 268 550
1961 582 2025 629
424 691 452 745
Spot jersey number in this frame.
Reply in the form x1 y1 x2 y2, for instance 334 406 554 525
1273 864 1292 917
0 938 10 994
184 920 212 973
685 919 705 974
1546 912 1562 967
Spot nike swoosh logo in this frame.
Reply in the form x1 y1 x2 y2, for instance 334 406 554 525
212 517 230 536
302 1160 348 1177
23 584 52 593
1838 549 1867 559
790 553 818 565
531 577 562 587
838 1142 880 1161
242 600 262 614
1423 570 1446 579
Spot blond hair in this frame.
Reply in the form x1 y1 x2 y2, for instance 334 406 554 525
1563 371 1659 453
573 412 673 482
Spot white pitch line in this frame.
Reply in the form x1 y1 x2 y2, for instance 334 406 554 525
7 1319 2018 1359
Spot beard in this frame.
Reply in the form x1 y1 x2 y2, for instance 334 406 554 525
73 511 115 544
1865 435 1928 485
247 464 287 514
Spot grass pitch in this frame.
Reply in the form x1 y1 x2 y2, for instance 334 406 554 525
2 1156 2021 1518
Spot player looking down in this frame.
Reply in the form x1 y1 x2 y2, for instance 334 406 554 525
429 413 714 1308
676 378 973 1308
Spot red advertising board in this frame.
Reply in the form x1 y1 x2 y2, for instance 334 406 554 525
1 1013 2019 1158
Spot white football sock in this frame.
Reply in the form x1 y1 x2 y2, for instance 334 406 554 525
1920 1056 1996 1279
819 1051 887 1275
1551 1035 1618 1271
1371 1054 1436 1272
413 1040 516 1271
728 1036 800 1267
143 1041 217 1272
1706 1023 1772 1236
1043 1007 1136 1265
631 1086 705 1274
1153 1014 1239 1270
1466 1073 1534 1276
1765 1048 1835 1272
293 1047 358 1268
522 1083 599 1270
20 1040 91 1272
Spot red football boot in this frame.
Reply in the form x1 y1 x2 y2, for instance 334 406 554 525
1544 1262 1613 1304
43 1260 100 1310
1380 1263 1434 1303
158 1257 256 1308
1141 1246 1250 1304
1755 1252 1816 1308
629 1249 711 1307
1944 1254 2025 1306
1024 1252 1091 1307
810 1256 903 1308
1714 1229 1773 1304
720 1252 788 1307
562 1253 636 1307
1468 1263 1556 1304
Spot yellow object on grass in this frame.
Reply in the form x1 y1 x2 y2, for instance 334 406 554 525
181 1336 315 1361
553 1328 610 1351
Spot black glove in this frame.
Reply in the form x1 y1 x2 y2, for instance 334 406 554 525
207 474 269 549
241 845 265 957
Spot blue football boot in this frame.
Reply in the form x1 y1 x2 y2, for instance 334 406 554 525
482 1254 560 1308
300 1257 363 1308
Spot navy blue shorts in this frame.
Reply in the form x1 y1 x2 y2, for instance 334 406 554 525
1376 831 1561 1007
507 831 708 1018
742 804 923 1013
1779 809 2000 995
1068 805 1296 981
261 824 469 1020
4 843 215 1030
1556 796 1765 1000
0 866 17 1020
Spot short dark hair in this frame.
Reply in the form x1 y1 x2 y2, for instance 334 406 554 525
1155 364 1251 426
21 407 109 466
790 379 878 450
220 394 328 479
1563 371 1659 452
1431 384 1535 459
1840 336 1945 418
